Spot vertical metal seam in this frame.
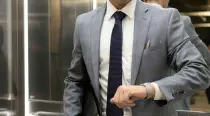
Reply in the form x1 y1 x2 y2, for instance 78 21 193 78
7 0 13 100
48 0 52 100
24 0 29 115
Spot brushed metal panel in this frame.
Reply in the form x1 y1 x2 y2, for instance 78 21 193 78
28 0 93 101
0 0 18 114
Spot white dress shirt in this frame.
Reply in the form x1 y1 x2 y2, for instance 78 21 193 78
99 0 164 116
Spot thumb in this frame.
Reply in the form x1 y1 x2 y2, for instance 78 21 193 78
130 96 139 101
110 98 115 104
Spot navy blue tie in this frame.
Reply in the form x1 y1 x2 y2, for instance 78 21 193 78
106 11 126 116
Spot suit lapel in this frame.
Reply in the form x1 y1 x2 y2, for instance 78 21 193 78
90 5 106 100
131 2 151 85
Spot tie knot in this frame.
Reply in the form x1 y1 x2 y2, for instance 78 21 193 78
113 11 126 21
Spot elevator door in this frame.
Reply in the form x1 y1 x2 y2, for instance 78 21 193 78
28 0 93 114
28 0 93 101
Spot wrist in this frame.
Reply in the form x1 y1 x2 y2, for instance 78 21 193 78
140 85 147 99
131 86 147 99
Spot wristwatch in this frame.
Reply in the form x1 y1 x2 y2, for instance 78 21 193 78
140 83 155 99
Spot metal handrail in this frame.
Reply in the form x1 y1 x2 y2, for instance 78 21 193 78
181 11 210 16
34 111 63 116
177 110 210 116
0 111 14 116
0 94 16 100
29 99 63 104
0 111 7 115
0 108 7 111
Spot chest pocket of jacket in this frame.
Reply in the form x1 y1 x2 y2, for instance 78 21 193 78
143 42 164 54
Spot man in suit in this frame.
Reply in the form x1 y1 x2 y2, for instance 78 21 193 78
63 0 210 116
144 0 210 110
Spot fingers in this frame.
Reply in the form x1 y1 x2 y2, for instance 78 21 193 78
122 91 133 104
111 86 136 108
114 86 124 108
130 96 139 101
111 98 135 108
124 103 136 107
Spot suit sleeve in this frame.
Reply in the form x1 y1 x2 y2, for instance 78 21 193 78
182 16 210 67
154 9 210 103
63 15 90 116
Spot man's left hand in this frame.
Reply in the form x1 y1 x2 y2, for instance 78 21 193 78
110 85 147 108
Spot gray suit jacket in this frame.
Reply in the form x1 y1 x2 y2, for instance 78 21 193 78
63 1 210 116
173 15 210 111
181 16 210 66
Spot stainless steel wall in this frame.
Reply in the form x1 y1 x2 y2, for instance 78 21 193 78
0 0 19 115
28 0 94 115
28 0 93 101
0 0 96 115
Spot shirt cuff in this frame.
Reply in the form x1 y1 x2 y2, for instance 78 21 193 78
151 82 166 100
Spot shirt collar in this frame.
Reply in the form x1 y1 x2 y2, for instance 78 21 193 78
106 0 137 20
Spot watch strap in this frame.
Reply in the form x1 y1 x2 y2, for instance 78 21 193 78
140 83 154 99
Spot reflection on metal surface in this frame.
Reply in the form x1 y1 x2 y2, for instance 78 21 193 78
34 111 63 116
0 111 14 116
0 0 9 98
28 0 50 101
0 0 18 113
194 23 210 27
182 11 210 16
27 0 93 102
6 0 13 98
29 99 62 104
177 110 210 116
0 94 16 100
0 20 6 23
26 0 93 113
0 108 7 111
48 0 61 100
24 0 30 115
29 13 49 17
29 101 62 113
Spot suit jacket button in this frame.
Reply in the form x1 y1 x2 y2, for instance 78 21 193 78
181 90 184 94
179 90 184 94
172 93 175 97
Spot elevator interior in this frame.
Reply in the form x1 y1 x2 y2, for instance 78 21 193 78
0 0 210 116
28 0 95 115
